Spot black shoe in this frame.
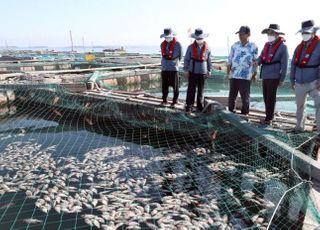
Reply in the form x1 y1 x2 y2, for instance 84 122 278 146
290 127 305 133
170 103 176 108
260 119 271 125
314 133 320 140
185 107 191 112
160 101 168 106
197 107 204 112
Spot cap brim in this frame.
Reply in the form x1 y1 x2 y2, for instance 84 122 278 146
296 26 319 34
235 30 250 35
235 31 248 35
261 28 285 35
160 33 175 38
190 33 209 39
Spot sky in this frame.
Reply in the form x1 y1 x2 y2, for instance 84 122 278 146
1 0 320 55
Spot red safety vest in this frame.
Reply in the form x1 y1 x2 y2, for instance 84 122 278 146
161 37 177 60
192 41 208 61
294 36 320 66
262 37 284 64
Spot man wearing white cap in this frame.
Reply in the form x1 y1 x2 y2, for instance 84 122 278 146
258 24 289 125
291 20 320 132
183 28 212 113
160 28 183 107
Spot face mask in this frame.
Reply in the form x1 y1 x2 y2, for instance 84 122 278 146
267 35 276 43
165 37 173 42
196 39 204 45
302 34 312 42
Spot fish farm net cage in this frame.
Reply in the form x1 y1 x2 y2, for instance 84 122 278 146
0 84 319 230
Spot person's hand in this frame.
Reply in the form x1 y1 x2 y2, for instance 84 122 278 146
278 81 284 87
226 72 232 80
316 80 320 89
206 71 211 79
291 83 295 90
251 73 257 82
184 72 190 79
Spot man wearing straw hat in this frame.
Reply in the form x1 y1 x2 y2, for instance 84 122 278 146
291 20 320 132
227 26 258 116
160 28 183 107
184 28 212 113
258 24 289 125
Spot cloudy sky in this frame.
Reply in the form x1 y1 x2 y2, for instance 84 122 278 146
1 0 319 55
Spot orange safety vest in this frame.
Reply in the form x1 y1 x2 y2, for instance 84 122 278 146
262 37 284 64
191 41 208 61
294 36 320 67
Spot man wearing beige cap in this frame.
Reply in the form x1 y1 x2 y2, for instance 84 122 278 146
291 20 320 133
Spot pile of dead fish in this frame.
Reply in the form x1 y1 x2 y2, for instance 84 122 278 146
0 140 293 229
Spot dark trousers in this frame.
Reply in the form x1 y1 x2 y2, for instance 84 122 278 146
161 71 179 103
228 78 251 115
263 79 280 121
186 73 205 110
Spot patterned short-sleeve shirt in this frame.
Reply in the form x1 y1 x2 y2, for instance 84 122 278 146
228 41 258 80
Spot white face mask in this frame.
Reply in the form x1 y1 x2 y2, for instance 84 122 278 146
165 37 173 42
302 34 312 42
267 35 276 43
196 39 204 45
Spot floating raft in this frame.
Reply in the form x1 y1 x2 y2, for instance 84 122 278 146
81 88 316 132
2 82 316 136
1 83 320 228
0 53 162 74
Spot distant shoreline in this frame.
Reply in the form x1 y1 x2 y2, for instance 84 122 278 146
0 45 229 56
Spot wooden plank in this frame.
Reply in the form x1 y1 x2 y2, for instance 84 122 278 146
84 91 128 101
126 97 167 106
60 83 87 93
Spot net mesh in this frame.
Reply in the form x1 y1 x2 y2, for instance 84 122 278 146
0 84 319 229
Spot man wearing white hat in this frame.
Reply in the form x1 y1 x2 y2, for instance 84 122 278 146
291 20 320 132
160 28 183 107
258 24 289 125
183 28 212 113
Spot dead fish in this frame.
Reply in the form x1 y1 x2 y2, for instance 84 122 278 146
144 204 150 213
54 204 61 214
40 203 51 213
101 224 115 230
243 190 255 199
23 218 43 224
69 205 82 213
255 197 275 208
126 221 139 229
83 202 93 209
0 202 14 210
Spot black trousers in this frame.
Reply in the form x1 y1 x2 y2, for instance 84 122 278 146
161 71 179 103
263 79 280 121
186 73 205 110
228 78 251 115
